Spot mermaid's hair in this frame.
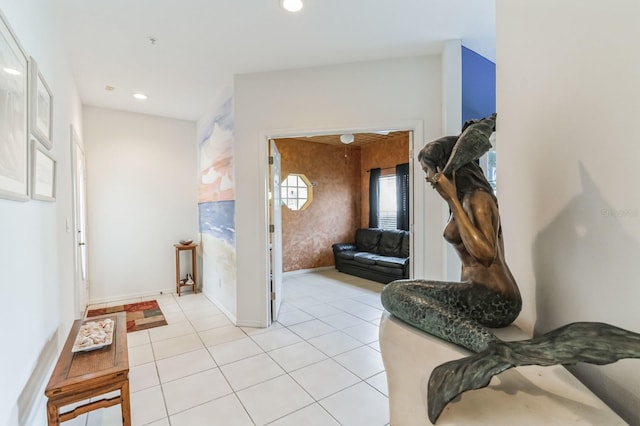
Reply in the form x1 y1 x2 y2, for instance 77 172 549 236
417 135 495 202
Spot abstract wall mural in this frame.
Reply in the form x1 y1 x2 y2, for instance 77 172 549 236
198 93 237 316
199 102 234 203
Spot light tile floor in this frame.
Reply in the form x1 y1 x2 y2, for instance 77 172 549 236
65 269 390 426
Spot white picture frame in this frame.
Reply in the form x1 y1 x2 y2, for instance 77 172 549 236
0 10 29 201
29 57 53 150
31 139 56 201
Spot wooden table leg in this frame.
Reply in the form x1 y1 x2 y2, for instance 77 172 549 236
121 380 131 426
47 401 59 426
175 247 180 296
191 246 197 294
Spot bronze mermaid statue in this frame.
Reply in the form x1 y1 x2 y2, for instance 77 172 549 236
380 114 640 423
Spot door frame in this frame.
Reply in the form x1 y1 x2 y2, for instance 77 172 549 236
71 124 89 318
268 139 283 322
260 120 423 326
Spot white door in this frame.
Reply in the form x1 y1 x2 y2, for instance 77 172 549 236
71 126 89 318
269 139 283 322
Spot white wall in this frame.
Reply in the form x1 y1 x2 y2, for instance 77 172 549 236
83 107 198 302
234 56 445 326
0 1 83 424
497 1 640 422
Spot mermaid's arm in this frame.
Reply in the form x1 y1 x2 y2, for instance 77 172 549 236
432 174 498 265
459 192 500 265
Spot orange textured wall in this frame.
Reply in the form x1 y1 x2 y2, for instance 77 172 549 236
360 134 410 227
276 139 361 272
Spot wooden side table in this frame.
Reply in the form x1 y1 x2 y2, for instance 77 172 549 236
175 243 198 296
45 312 130 425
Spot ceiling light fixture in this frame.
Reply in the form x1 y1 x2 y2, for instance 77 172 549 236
281 0 303 12
133 93 148 100
340 134 355 144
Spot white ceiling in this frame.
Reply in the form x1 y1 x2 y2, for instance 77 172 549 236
54 0 495 122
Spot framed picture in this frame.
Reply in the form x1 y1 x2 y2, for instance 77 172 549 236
31 140 56 201
0 10 29 201
29 57 53 149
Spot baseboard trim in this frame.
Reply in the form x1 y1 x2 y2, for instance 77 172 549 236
201 290 238 325
88 287 176 305
236 319 265 328
283 266 334 276
18 329 59 426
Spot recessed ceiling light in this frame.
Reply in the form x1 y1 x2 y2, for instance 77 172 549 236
3 67 21 76
281 0 303 12
105 85 115 91
133 93 148 100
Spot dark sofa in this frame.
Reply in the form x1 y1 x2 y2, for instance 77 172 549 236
332 228 410 284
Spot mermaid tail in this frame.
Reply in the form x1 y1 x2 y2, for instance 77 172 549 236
427 322 640 423
381 280 519 353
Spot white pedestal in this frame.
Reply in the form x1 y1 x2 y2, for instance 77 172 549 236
379 312 626 425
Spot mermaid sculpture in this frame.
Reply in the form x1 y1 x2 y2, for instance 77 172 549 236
381 114 640 423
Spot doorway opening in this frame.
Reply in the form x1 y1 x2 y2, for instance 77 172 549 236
267 129 414 323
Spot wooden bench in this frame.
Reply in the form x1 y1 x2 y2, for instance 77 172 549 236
45 312 131 425
379 312 626 425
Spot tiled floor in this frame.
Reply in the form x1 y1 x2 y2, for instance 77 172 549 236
66 269 390 426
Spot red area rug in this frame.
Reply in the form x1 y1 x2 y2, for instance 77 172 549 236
86 300 167 332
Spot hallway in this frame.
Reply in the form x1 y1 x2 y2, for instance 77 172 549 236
70 269 390 425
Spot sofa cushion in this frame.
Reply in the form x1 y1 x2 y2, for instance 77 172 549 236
376 256 409 268
332 243 357 253
353 252 378 265
378 230 407 257
355 228 382 252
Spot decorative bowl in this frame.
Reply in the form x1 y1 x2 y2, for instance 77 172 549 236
179 239 193 245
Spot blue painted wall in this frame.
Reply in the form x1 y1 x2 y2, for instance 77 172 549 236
462 46 495 123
